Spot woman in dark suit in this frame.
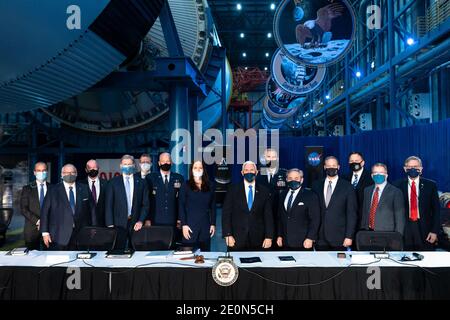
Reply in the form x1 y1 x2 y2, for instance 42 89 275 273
179 160 216 251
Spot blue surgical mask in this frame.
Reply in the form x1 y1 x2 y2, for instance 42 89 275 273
35 171 47 182
372 174 386 184
243 173 256 182
121 165 135 175
287 180 301 190
406 168 420 179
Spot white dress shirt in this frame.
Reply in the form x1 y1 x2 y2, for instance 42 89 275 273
284 187 301 211
371 181 387 202
407 176 421 219
88 177 100 202
122 174 134 207
161 170 170 183
244 180 256 204
266 168 277 183
36 180 47 200
351 168 364 185
323 176 339 200
63 181 76 203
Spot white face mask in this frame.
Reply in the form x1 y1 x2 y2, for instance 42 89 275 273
193 170 203 178
140 163 151 172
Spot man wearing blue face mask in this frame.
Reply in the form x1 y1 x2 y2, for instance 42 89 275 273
105 154 149 250
276 168 320 250
394 156 440 251
20 162 51 250
360 163 405 236
222 161 273 251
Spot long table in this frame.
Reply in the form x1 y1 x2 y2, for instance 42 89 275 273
1 250 450 299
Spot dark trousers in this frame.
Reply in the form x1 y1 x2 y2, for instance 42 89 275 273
182 224 211 252
49 231 77 251
404 220 434 251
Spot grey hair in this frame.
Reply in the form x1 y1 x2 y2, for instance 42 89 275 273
242 161 257 171
61 163 77 174
404 156 422 167
120 154 135 163
287 168 304 177
324 155 339 165
372 162 388 172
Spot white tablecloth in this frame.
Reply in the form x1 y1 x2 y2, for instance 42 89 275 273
1 250 450 268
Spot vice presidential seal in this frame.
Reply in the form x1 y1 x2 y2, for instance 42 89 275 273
212 257 239 287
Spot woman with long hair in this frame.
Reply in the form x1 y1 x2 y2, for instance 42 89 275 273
178 160 216 251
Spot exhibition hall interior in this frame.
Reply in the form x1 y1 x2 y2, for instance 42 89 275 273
0 0 449 302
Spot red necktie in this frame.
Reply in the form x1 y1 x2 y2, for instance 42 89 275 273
410 181 418 221
369 187 379 230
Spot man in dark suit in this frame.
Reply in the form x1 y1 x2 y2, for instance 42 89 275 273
105 155 149 249
312 156 358 250
394 156 441 251
360 163 405 235
343 152 373 230
256 148 287 248
137 153 152 179
19 162 50 250
80 159 108 227
41 164 95 250
277 168 320 250
222 161 273 251
145 152 184 243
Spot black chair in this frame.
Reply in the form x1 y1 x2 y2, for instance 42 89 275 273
0 208 13 247
131 226 173 251
76 227 117 251
356 231 404 251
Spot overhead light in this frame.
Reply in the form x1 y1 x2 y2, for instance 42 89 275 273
264 67 268 71
242 52 247 58
236 3 242 10
240 32 245 38
340 85 344 89
265 52 270 57
355 71 362 78
371 61 375 69
244 66 248 70
325 94 330 100
270 3 276 10
267 32 272 38
407 37 415 46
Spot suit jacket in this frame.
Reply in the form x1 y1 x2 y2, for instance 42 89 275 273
80 178 108 227
222 182 274 249
146 171 184 226
343 168 374 227
394 178 441 238
361 183 405 235
40 182 95 246
105 175 149 229
19 181 50 242
277 187 321 248
312 177 358 246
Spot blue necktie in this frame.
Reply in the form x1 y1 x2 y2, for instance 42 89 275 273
39 183 44 208
247 185 253 211
69 186 75 214
287 190 295 212
352 174 359 189
125 176 132 216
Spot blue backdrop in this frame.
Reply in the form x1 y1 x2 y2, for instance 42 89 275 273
232 118 450 192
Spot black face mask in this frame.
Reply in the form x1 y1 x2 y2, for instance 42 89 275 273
325 168 338 177
160 163 171 172
406 168 420 178
87 169 99 178
287 180 301 190
349 162 362 172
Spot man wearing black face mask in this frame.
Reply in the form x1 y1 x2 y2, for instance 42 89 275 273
222 161 273 251
41 164 95 250
145 152 184 246
394 156 440 251
80 159 108 227
277 169 320 250
312 156 357 251
343 152 373 232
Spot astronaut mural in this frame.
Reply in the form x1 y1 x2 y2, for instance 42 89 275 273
274 0 356 66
